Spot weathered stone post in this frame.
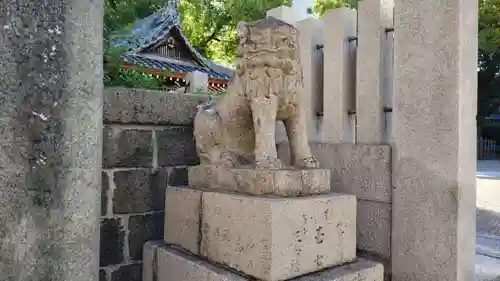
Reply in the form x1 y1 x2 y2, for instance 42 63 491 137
296 17 324 141
322 8 357 143
355 0 394 144
0 1 103 280
187 71 208 93
392 0 477 280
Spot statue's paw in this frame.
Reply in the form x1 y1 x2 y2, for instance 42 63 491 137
295 156 319 169
218 152 236 168
255 156 283 169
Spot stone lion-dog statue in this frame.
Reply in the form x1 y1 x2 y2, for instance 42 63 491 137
193 17 318 169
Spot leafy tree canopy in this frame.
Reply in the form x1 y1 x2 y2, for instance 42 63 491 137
478 0 500 121
311 0 357 17
180 0 292 66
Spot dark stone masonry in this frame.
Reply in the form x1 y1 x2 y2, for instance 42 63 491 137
99 88 209 280
100 218 125 266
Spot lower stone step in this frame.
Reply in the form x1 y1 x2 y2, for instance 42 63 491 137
143 242 384 281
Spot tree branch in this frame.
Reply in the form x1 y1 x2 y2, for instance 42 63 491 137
200 23 225 47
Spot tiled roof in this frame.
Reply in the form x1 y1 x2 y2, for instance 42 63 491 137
122 54 232 81
111 3 233 80
112 3 182 54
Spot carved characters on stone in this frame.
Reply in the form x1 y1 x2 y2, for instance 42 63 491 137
193 17 318 169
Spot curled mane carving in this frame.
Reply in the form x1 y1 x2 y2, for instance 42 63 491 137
235 17 302 79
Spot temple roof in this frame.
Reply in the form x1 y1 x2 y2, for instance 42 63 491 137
111 3 233 82
121 54 232 80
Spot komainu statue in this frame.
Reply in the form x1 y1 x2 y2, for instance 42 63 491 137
193 17 318 169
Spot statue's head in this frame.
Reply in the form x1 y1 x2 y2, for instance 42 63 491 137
236 17 299 60
235 17 301 77
236 21 249 41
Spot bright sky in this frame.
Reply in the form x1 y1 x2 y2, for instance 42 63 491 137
292 0 318 19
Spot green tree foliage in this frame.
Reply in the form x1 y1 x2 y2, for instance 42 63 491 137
311 0 357 17
104 0 165 41
479 0 500 53
103 45 167 89
103 0 166 89
179 0 292 66
478 0 500 128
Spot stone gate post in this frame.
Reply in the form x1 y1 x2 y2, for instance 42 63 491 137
391 0 478 280
0 1 103 280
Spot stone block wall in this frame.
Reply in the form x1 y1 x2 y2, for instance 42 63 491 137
99 88 209 281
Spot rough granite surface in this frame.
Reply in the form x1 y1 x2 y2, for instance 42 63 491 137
0 0 104 280
391 0 478 280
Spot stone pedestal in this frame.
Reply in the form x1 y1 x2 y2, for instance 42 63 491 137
200 191 356 280
188 165 330 196
0 1 103 280
145 165 384 281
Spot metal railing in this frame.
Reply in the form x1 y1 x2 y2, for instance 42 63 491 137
478 137 498 160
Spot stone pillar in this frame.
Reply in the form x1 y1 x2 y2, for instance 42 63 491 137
355 0 394 144
296 18 324 141
391 0 477 280
322 8 357 143
187 71 208 93
0 1 103 281
266 5 298 26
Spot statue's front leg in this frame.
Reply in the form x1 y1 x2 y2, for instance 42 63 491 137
251 96 282 169
283 110 319 169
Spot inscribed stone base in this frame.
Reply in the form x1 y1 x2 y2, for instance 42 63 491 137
201 191 357 281
188 165 330 196
152 244 383 281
